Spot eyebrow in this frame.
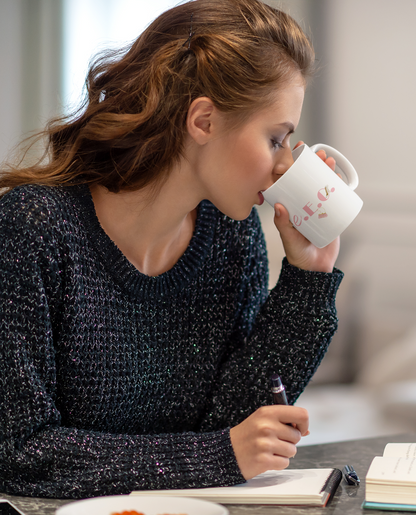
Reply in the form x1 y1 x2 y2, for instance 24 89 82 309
273 122 296 133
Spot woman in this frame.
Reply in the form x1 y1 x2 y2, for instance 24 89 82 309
0 0 343 499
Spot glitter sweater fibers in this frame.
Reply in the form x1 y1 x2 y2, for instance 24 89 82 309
0 185 343 499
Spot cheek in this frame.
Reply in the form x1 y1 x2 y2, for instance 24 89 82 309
232 135 265 163
238 146 273 179
219 133 273 184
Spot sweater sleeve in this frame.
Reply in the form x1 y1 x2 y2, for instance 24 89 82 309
0 191 244 499
199 208 344 431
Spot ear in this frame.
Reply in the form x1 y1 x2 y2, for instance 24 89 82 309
186 97 218 145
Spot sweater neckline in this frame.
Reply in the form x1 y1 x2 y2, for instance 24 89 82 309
74 185 218 299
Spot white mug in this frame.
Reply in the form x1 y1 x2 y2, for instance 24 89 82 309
262 143 363 248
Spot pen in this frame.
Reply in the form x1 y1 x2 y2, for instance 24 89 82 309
270 373 288 405
342 464 360 486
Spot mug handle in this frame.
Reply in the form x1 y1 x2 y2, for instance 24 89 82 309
310 143 359 190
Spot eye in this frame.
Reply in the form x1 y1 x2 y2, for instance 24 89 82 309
270 138 284 150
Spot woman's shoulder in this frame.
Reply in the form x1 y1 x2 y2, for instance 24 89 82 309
1 184 83 219
0 184 88 241
1 183 72 209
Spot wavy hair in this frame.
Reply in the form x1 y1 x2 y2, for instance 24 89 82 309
0 0 315 193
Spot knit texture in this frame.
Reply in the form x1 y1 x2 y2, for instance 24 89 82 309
0 184 343 499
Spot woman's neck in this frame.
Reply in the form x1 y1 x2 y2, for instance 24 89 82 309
89 171 201 277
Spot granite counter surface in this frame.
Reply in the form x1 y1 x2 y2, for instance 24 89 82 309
2 433 414 515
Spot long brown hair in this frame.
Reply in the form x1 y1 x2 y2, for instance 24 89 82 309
0 0 315 194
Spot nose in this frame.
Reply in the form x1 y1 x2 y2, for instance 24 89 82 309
273 146 294 178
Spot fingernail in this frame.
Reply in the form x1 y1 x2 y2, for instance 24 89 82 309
275 205 281 217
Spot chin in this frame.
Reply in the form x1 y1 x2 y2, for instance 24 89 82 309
218 204 253 221
232 212 252 221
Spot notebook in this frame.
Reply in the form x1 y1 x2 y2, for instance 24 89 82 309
362 501 416 512
363 442 416 510
131 468 342 506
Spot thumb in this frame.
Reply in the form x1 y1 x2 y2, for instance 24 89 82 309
273 203 294 236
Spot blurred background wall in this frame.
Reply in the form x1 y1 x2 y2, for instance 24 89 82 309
1 0 415 444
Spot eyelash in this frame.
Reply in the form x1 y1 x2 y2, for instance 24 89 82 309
271 138 284 150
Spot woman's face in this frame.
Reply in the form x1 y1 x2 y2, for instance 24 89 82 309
195 75 305 220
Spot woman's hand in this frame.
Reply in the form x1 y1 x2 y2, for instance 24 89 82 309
229 405 309 480
273 141 340 272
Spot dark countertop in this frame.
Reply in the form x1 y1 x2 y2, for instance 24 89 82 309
2 433 414 515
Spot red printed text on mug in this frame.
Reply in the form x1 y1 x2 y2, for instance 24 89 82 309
292 185 335 227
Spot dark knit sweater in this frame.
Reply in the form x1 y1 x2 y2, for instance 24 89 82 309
0 184 343 499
